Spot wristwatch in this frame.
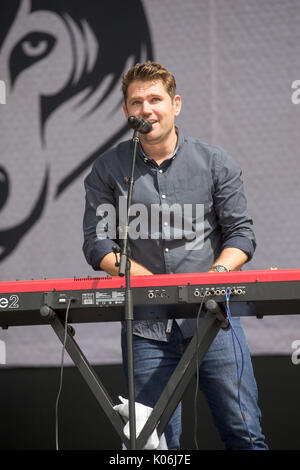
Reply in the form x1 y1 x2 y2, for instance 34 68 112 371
210 265 229 272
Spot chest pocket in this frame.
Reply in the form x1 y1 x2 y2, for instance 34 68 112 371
174 175 211 205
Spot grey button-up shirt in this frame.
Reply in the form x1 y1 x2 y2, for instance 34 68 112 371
83 131 256 340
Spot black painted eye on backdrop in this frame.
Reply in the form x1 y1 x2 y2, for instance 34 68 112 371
10 31 56 88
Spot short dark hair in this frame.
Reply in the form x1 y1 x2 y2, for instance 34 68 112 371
122 61 176 102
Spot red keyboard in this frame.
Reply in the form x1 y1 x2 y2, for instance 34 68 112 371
0 269 300 293
0 269 299 328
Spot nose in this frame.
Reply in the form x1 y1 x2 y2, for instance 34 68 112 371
141 100 152 117
0 166 9 211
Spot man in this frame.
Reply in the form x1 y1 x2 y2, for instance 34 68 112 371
83 61 268 450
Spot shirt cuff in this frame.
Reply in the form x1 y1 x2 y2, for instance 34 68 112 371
90 239 121 270
222 236 256 261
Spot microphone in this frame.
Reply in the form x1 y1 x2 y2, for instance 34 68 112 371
128 116 152 134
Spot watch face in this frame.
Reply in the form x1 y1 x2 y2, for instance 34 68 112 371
213 265 228 272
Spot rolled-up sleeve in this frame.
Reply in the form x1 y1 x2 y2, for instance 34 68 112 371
213 149 256 261
82 161 121 270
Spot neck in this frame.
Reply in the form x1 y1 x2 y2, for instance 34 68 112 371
140 128 178 163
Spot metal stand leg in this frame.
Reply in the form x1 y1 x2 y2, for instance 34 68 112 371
47 306 222 450
136 309 221 450
50 315 130 449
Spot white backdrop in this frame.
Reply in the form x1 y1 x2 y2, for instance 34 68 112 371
0 0 300 365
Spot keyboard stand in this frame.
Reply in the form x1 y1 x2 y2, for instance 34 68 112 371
47 306 224 450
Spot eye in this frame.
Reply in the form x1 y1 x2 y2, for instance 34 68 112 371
21 38 50 57
10 31 56 88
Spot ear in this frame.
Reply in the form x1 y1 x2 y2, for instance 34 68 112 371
123 103 129 119
173 95 182 116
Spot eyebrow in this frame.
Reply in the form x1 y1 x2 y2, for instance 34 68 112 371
128 93 162 104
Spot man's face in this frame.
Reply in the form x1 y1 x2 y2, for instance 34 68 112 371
123 79 181 145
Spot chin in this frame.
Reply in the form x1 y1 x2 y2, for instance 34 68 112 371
141 131 157 141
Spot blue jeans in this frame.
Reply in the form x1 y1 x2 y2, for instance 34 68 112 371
121 319 268 450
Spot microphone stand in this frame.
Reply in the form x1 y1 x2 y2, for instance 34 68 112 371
118 128 140 450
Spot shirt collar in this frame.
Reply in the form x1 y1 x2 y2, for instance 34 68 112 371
137 127 184 166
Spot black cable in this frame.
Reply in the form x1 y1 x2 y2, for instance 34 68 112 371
55 298 73 451
193 291 209 450
225 289 255 449
193 290 255 450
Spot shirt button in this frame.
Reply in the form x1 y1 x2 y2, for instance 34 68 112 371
159 169 163 173
161 194 166 199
